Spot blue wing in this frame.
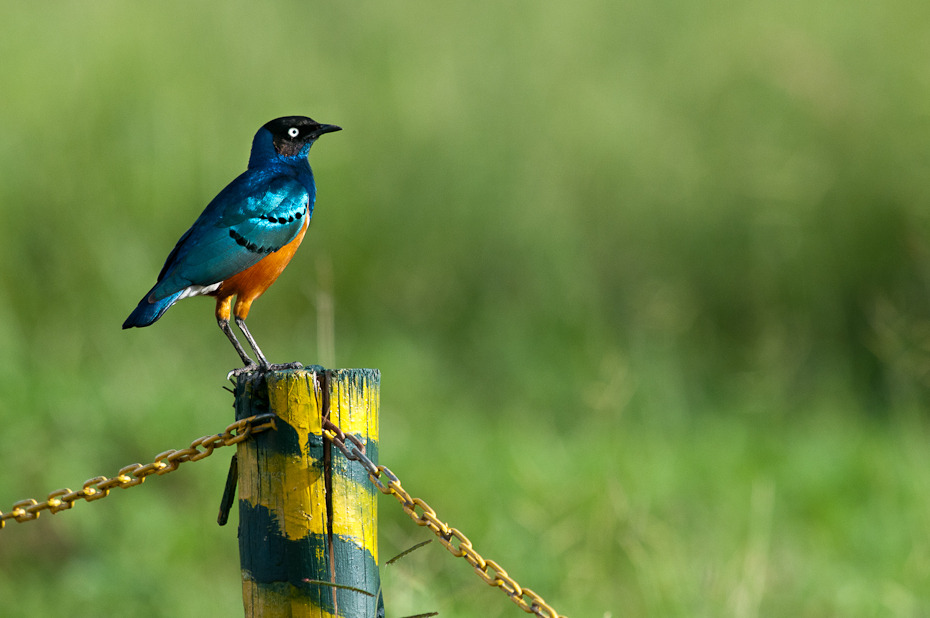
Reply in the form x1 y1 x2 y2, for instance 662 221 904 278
148 172 313 301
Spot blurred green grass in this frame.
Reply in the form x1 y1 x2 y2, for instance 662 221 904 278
2 0 930 615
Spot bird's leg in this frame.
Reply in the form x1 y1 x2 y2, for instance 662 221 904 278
235 316 303 372
234 316 271 369
218 317 260 375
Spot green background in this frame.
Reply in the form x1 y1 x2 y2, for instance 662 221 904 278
2 1 930 616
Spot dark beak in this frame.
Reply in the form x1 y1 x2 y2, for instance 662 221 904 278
312 123 342 138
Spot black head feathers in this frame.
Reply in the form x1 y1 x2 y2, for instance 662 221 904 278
263 116 342 157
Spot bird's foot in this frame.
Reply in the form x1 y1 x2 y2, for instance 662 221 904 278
265 361 304 371
226 363 261 381
226 362 304 381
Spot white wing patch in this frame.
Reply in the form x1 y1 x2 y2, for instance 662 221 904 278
177 283 222 300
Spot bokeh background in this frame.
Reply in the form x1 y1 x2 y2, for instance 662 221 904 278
2 1 930 616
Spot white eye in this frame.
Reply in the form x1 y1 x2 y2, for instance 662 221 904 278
287 127 300 138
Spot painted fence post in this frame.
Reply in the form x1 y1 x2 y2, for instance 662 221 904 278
234 366 383 617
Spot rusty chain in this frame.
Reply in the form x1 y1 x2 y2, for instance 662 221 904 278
1 411 564 617
0 413 277 529
322 419 567 618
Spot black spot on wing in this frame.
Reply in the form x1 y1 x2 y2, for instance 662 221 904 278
228 229 279 255
260 209 304 225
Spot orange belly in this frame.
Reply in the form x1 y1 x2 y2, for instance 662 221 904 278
213 214 309 321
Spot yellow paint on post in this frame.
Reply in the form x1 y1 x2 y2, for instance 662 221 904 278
328 369 380 565
238 370 328 540
268 371 328 541
235 367 383 618
331 476 377 556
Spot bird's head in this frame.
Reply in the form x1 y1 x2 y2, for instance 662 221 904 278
250 116 341 167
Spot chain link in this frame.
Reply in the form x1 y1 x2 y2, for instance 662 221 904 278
0 414 277 529
322 419 567 618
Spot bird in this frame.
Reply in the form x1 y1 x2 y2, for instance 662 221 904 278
123 115 341 375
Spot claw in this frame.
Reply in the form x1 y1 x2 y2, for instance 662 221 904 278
227 363 261 381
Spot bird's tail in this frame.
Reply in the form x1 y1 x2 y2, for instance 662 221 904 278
122 290 184 329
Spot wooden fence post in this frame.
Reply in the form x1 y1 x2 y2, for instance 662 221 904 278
234 366 383 617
